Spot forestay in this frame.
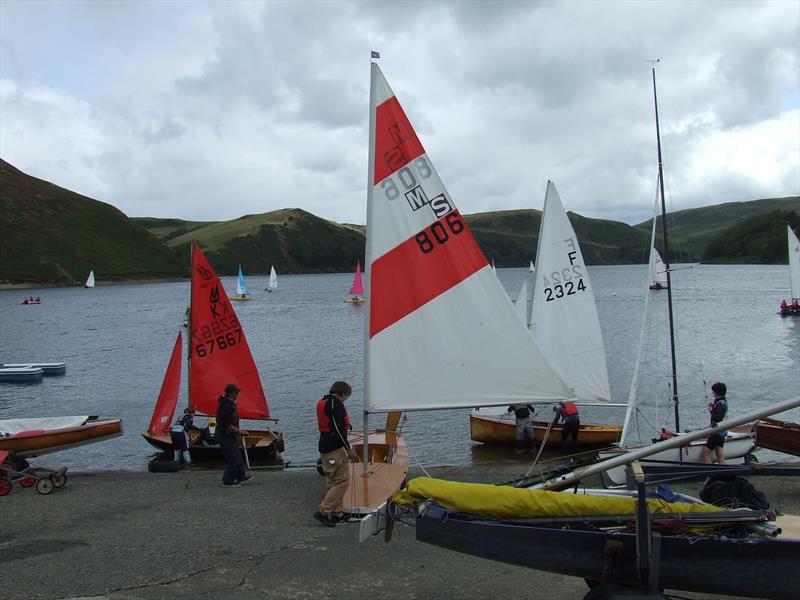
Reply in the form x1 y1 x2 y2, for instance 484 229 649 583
529 182 611 403
789 225 800 300
364 63 572 412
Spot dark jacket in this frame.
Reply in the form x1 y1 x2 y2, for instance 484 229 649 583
318 394 351 454
215 395 239 438
709 397 728 427
507 404 535 420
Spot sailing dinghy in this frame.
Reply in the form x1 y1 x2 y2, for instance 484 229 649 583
231 265 250 301
780 225 800 316
346 61 573 516
647 217 668 290
84 270 95 288
470 184 622 450
142 242 283 459
344 260 365 303
0 416 122 458
266 266 278 292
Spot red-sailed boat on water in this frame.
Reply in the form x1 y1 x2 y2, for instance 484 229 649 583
141 242 284 459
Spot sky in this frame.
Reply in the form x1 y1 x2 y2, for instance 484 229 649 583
1 0 798 226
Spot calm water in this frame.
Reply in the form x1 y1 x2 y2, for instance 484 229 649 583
1 264 798 471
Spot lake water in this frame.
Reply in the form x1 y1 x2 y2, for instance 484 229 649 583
1 264 798 471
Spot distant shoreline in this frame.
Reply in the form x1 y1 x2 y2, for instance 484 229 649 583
0 277 188 291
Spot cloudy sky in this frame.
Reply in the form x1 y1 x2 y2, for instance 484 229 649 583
1 0 798 226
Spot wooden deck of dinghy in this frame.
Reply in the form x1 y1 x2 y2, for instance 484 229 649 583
755 417 800 457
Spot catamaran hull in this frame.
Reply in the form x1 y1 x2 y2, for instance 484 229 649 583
416 507 798 600
0 418 123 458
470 414 622 450
600 432 756 486
755 418 800 457
141 430 284 460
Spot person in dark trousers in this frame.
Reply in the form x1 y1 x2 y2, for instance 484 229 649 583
215 383 252 487
315 381 357 527
700 382 728 465
555 400 580 452
507 404 536 453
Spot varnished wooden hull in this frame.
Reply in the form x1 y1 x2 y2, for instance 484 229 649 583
0 418 123 458
339 430 409 516
141 427 284 460
469 413 621 450
755 417 800 456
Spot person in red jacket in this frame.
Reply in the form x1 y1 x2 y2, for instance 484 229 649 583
314 381 357 527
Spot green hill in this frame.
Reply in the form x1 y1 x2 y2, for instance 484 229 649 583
703 210 800 263
635 197 800 261
0 160 185 285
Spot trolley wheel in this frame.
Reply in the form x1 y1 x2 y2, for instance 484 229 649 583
53 471 68 488
35 477 54 495
20 476 36 488
0 477 12 496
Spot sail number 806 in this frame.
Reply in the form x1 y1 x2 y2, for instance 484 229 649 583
415 212 464 254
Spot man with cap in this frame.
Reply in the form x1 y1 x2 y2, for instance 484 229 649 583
216 383 252 487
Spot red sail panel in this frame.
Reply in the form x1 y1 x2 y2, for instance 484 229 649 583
373 96 425 185
148 331 183 435
370 210 488 337
189 242 269 419
349 260 364 295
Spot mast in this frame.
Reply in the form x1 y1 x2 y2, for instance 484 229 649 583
651 62 680 432
187 241 194 411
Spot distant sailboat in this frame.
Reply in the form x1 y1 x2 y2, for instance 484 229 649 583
344 260 365 303
84 270 95 288
231 265 250 301
647 218 668 290
266 266 278 292
780 225 800 316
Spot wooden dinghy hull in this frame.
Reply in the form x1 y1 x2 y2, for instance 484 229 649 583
340 430 409 516
469 413 622 450
755 417 800 456
141 428 284 460
0 417 123 458
415 504 799 600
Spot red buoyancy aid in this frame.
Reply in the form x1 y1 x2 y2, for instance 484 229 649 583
561 401 579 417
316 396 352 433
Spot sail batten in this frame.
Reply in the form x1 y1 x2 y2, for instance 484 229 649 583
365 63 572 413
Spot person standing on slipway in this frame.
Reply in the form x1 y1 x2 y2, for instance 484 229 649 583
314 381 357 527
216 383 252 487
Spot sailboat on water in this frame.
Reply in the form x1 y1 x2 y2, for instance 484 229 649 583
266 266 278 292
470 185 622 450
142 242 283 459
230 265 250 301
647 224 669 290
780 225 800 316
343 60 575 515
344 260 365 303
84 270 95 288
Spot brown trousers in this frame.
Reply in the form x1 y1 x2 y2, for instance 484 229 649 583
319 447 350 516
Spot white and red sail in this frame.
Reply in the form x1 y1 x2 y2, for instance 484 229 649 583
364 63 572 412
189 242 269 419
349 260 365 296
147 331 183 435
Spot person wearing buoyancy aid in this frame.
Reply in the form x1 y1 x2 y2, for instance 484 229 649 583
701 382 728 465
314 381 357 527
555 400 580 452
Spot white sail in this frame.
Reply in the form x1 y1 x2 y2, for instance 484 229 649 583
268 266 278 290
513 262 535 325
648 245 668 288
789 225 800 300
529 181 611 403
364 63 572 413
84 270 95 288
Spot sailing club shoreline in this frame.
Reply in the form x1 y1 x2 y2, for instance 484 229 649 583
3 465 798 600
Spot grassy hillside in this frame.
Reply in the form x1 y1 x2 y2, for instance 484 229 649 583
635 197 800 261
0 160 185 285
703 210 800 264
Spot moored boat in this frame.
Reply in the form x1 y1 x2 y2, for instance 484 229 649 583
0 366 43 383
3 362 66 376
469 412 621 449
755 417 800 456
0 416 123 458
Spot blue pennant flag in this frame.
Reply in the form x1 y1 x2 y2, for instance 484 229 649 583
371 50 380 59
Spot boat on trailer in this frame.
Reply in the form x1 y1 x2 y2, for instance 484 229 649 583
0 416 123 458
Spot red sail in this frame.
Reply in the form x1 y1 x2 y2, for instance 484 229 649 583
189 242 269 419
147 331 183 435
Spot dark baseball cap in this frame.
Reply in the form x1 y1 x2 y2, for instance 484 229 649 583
225 383 241 395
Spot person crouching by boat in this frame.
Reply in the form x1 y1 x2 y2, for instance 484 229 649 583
216 383 252 487
700 382 728 465
315 381 357 527
555 401 580 452
170 407 197 465
507 404 536 454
